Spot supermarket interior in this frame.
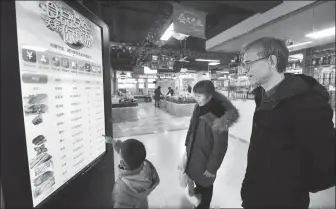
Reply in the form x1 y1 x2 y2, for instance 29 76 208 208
1 1 335 209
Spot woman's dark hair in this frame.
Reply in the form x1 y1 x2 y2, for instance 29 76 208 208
193 80 215 97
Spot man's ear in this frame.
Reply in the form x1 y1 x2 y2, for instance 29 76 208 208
270 55 277 68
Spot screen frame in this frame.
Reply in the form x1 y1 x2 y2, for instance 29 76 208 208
1 1 112 208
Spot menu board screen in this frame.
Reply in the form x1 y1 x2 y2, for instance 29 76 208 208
15 1 106 207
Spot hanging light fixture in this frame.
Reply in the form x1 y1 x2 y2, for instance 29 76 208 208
120 71 126 79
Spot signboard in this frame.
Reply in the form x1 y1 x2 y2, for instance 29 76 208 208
15 1 106 207
173 4 206 39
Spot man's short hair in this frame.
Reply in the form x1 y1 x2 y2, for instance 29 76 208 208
193 80 215 97
241 37 289 73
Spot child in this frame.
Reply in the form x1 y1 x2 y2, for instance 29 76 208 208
104 136 160 208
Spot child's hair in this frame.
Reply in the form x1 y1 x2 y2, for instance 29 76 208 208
120 139 146 170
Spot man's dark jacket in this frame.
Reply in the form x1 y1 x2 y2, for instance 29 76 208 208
241 73 335 208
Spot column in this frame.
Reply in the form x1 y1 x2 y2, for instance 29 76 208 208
113 70 117 94
303 48 313 76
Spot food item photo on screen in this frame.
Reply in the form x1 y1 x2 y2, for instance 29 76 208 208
33 171 55 198
24 104 48 116
26 94 48 105
34 171 54 187
31 135 54 176
34 144 48 156
34 159 54 177
32 135 46 146
32 114 43 125
30 153 52 169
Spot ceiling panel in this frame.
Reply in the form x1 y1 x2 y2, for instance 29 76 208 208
211 1 335 53
214 1 283 13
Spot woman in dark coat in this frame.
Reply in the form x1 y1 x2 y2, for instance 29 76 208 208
154 86 164 108
184 80 239 209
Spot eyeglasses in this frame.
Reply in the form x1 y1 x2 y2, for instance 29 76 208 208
241 56 269 71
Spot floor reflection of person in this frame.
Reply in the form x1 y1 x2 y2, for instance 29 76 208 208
154 86 164 108
240 37 335 209
184 80 239 209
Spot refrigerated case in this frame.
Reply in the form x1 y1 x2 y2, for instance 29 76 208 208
286 53 303 74
308 45 335 109
290 43 335 109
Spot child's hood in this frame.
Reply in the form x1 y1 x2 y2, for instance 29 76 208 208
118 160 160 199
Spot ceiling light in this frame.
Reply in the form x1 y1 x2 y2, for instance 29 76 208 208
180 68 188 73
160 23 174 41
195 59 220 62
144 66 157 74
120 71 126 79
287 41 312 48
209 62 220 66
172 32 189 41
289 54 304 60
305 27 335 39
160 23 189 41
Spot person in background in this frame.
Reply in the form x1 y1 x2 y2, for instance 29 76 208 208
167 87 174 96
187 85 192 93
104 136 160 208
184 80 239 209
240 37 335 209
154 86 164 108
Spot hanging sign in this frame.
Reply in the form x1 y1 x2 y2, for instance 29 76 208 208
173 4 206 39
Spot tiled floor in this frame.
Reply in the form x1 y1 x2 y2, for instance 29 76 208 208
112 103 190 138
112 103 335 209
113 130 248 208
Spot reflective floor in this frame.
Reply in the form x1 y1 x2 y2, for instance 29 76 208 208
113 103 335 208
113 103 190 138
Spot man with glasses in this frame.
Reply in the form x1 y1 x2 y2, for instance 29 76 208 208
240 37 335 209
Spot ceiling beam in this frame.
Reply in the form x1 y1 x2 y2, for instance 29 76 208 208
206 13 254 39
114 6 164 16
216 1 282 13
136 46 235 64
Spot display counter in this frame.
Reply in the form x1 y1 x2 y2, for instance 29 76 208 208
134 95 152 103
161 99 195 117
111 95 139 123
112 103 138 108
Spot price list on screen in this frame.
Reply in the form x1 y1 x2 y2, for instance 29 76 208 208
18 48 106 198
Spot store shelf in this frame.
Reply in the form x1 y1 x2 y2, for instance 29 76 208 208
309 64 335 68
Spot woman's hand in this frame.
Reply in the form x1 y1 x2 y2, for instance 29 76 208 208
212 121 228 132
204 170 216 178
